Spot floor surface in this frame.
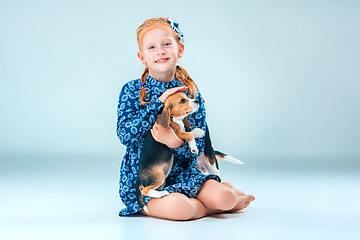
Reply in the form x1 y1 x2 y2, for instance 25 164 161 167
1 155 359 240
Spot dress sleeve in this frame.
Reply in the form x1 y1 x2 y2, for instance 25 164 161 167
116 82 163 147
170 90 207 163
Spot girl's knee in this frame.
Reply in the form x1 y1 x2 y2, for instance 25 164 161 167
199 181 238 211
147 193 195 221
212 187 237 210
166 195 195 220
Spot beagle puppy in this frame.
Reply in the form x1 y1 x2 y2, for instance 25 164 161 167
155 92 205 155
135 92 203 211
135 92 243 212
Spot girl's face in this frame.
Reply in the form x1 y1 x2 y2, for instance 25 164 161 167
138 27 184 80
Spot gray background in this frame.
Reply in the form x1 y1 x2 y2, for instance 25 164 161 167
1 0 359 239
1 0 359 162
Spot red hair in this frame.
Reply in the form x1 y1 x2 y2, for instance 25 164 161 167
137 18 197 105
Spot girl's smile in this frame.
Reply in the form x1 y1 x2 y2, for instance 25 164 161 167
155 58 170 64
137 27 184 82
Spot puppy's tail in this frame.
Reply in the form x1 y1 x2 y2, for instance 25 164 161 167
214 151 245 165
135 183 149 213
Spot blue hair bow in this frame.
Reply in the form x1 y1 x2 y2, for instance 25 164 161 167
167 19 185 43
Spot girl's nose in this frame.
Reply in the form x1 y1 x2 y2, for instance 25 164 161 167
157 47 165 55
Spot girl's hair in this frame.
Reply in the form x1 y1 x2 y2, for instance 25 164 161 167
137 17 197 105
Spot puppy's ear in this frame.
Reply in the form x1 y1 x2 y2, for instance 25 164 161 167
183 117 191 128
156 105 172 128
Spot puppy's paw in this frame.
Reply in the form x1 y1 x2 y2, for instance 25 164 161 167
159 190 169 198
143 205 150 214
188 139 199 155
191 128 205 138
190 147 199 155
148 189 169 198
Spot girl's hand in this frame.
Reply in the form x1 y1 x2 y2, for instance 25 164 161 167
151 124 184 149
158 86 188 103
152 86 187 148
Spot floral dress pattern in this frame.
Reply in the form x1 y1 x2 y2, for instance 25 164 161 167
116 75 221 216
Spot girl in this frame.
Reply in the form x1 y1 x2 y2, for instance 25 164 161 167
117 17 255 220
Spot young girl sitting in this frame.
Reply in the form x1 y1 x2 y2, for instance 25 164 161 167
117 17 255 220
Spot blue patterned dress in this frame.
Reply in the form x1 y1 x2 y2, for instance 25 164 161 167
116 75 221 216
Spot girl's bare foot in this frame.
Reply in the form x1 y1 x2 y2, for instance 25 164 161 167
221 182 255 212
232 194 255 211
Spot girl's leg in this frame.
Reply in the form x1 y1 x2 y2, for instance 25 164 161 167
139 192 221 221
196 180 255 212
222 182 255 212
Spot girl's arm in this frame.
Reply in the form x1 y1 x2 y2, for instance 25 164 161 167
116 82 163 147
117 82 188 147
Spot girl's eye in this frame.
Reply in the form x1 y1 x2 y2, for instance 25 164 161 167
180 98 186 104
164 42 171 47
148 46 155 50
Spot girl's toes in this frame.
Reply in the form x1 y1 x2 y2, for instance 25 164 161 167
249 195 255 201
241 195 255 203
237 195 255 210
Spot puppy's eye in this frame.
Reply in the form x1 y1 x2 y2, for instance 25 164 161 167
179 98 186 104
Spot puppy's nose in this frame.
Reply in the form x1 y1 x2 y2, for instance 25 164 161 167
194 99 199 104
